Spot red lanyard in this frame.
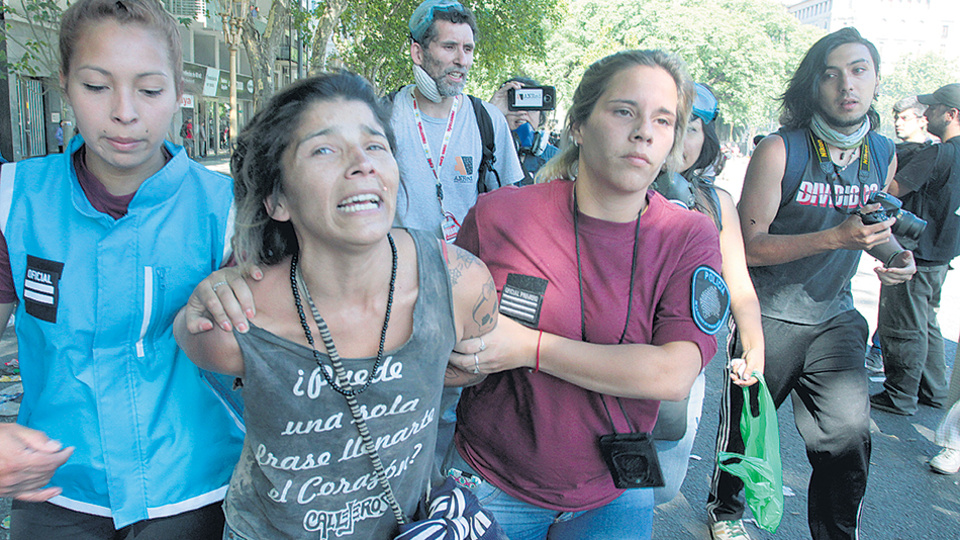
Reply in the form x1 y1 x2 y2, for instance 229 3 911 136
412 89 461 211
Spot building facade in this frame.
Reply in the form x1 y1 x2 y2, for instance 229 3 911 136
785 0 958 64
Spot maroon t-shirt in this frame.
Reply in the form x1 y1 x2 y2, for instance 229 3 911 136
0 147 157 303
453 180 721 511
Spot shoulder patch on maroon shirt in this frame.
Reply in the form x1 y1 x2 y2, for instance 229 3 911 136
691 265 729 335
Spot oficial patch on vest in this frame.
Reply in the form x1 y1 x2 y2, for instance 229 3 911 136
691 265 729 335
499 273 548 328
23 255 65 323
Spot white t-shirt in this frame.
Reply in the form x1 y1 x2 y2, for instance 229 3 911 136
391 85 524 238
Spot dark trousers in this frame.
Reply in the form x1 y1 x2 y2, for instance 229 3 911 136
878 263 950 413
11 500 224 540
707 310 871 540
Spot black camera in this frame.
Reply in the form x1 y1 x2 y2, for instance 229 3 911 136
857 192 927 242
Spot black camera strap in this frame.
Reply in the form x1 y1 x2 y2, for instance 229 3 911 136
809 130 885 223
600 392 638 434
573 189 640 346
572 189 666 489
573 188 640 434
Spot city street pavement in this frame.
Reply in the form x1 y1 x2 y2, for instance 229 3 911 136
655 321 960 540
198 153 233 175
0 155 955 538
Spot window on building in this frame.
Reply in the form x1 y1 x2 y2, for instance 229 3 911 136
163 0 203 19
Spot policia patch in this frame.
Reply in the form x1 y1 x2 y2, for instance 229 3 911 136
691 265 729 335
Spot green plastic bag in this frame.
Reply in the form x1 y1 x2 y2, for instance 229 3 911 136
716 372 783 532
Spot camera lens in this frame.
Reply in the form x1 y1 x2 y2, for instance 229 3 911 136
892 211 927 241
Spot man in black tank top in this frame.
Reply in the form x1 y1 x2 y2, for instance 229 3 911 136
706 28 916 540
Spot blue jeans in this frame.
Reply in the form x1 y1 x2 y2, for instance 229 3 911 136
443 446 653 539
222 524 251 540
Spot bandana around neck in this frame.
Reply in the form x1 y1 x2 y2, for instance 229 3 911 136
413 64 443 103
810 112 870 149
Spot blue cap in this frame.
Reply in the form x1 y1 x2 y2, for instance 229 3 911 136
692 83 718 124
409 0 466 43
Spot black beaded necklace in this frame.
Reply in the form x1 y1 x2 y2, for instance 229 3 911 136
289 233 398 397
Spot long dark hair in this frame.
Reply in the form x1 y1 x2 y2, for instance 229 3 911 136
678 118 722 228
780 27 881 131
232 71 396 269
682 119 720 180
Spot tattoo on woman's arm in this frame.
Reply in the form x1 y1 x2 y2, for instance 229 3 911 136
448 249 478 287
471 275 497 333
448 248 496 335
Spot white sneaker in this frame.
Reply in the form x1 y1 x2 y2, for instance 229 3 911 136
930 447 960 475
709 519 753 540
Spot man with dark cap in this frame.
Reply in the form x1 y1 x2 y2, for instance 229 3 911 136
871 83 960 416
864 94 938 372
391 0 522 242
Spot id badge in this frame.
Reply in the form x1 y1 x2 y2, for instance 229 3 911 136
442 211 461 243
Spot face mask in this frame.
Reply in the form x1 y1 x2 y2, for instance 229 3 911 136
513 122 550 157
413 64 443 103
514 122 536 149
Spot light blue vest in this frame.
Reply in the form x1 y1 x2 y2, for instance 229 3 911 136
0 136 244 528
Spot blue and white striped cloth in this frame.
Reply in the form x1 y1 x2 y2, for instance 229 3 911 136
396 477 506 540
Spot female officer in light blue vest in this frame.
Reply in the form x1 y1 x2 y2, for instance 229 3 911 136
0 0 243 537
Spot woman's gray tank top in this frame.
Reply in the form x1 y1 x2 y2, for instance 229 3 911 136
223 229 456 539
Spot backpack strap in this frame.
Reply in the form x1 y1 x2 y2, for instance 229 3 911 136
934 138 957 180
469 95 499 193
776 127 811 208
703 181 723 231
866 130 895 185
